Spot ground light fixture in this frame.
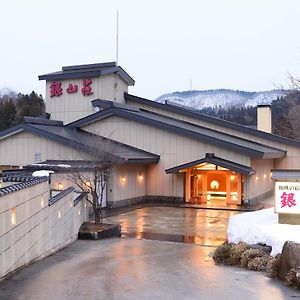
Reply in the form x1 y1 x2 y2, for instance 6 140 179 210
121 176 126 182
11 207 16 225
58 182 63 190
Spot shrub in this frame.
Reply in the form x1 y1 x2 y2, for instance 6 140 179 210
213 242 233 265
247 255 271 272
284 268 300 289
240 249 265 268
228 242 248 266
266 254 281 278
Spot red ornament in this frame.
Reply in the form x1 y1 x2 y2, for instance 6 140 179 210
280 192 296 208
50 81 63 97
81 79 93 96
66 83 78 94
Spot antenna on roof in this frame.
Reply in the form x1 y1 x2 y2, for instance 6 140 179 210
116 10 119 65
115 10 119 102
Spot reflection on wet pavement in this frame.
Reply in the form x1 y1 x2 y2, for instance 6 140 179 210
105 207 240 247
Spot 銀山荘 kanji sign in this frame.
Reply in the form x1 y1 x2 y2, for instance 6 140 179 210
49 79 93 97
275 182 300 214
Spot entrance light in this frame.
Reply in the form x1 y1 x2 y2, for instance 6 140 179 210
210 180 219 189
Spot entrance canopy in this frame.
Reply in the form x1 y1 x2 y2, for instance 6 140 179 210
165 153 254 175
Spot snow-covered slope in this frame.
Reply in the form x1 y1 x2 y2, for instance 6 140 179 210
156 89 287 109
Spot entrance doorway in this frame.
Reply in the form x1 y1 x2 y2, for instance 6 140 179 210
186 164 243 205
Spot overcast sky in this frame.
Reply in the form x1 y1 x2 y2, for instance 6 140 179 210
0 0 299 99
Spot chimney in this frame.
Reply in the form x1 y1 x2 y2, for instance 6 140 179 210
257 104 272 133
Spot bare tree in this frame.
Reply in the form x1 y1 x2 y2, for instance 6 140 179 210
69 162 112 224
67 131 124 225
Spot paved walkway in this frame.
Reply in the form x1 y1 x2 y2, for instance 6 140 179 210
0 238 298 300
105 206 239 246
1 206 298 299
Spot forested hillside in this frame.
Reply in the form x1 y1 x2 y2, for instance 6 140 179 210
194 91 300 140
0 90 45 131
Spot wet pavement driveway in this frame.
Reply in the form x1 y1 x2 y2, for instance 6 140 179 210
105 206 239 247
1 207 300 299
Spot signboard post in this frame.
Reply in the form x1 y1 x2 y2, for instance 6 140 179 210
275 181 300 224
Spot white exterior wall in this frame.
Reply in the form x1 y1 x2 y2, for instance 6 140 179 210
46 74 128 124
0 131 92 167
83 116 250 198
0 181 87 279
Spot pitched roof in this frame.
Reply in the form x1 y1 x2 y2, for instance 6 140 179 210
0 122 159 164
38 62 135 86
67 104 286 159
165 153 254 175
124 93 300 148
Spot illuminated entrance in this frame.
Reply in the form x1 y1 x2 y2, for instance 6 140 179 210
165 153 254 206
187 165 243 205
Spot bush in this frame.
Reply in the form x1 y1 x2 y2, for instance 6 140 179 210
228 242 248 266
266 254 281 278
213 243 233 265
240 249 265 268
247 255 271 272
284 268 300 289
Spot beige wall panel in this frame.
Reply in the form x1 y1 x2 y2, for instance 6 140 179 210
274 145 300 169
83 116 250 197
109 165 147 202
248 159 274 199
126 100 300 160
45 74 128 124
0 131 91 167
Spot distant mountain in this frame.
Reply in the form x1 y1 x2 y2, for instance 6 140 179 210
156 89 288 109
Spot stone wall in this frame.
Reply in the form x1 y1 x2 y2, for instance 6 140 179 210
0 178 87 279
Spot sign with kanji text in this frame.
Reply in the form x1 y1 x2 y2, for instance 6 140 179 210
49 79 93 97
275 181 300 214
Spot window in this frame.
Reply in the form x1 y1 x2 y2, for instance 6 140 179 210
34 152 42 162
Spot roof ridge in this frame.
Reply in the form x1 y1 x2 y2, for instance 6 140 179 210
124 93 300 148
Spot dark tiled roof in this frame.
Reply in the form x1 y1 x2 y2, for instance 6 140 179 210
66 105 286 159
74 191 87 206
0 176 48 197
0 121 160 165
124 93 300 148
38 62 135 86
48 186 75 206
165 153 255 175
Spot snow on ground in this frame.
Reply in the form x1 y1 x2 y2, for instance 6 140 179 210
32 170 54 177
228 208 300 256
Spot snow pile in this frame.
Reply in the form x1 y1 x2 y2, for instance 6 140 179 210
228 208 300 256
31 163 71 168
32 170 54 177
